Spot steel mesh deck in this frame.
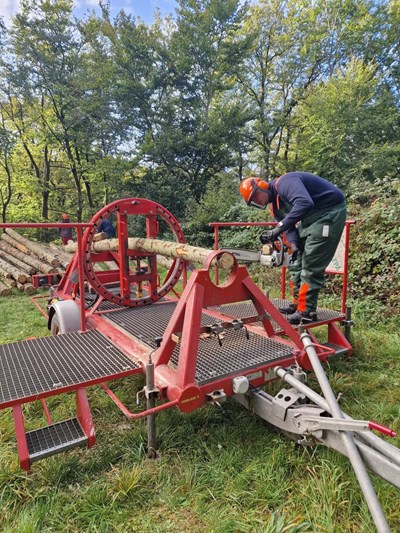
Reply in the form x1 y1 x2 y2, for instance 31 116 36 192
0 330 140 407
104 301 217 348
212 298 343 329
103 301 294 385
170 329 293 385
27 418 87 461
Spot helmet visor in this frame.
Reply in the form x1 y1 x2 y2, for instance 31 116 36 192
247 184 271 209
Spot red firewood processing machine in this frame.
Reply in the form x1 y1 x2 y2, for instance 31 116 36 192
0 198 399 532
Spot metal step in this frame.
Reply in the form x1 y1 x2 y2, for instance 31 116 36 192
26 418 87 463
322 342 349 357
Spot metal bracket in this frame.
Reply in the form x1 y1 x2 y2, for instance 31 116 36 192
271 388 307 420
206 390 227 404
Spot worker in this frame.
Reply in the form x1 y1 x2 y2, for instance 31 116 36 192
239 171 346 324
59 213 73 245
93 214 116 242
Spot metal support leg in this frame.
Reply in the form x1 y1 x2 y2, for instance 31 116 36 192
146 357 157 459
344 305 353 342
299 332 390 533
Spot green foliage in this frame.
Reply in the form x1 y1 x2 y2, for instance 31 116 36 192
348 181 400 316
183 172 242 246
0 0 398 314
294 59 400 190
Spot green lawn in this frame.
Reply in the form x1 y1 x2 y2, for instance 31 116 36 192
0 290 399 532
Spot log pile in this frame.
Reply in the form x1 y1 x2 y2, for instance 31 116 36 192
0 229 71 298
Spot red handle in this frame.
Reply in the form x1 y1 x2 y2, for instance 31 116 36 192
369 421 397 437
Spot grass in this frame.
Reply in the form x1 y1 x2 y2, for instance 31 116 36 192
0 290 399 532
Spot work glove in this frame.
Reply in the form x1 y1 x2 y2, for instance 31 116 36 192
259 227 283 245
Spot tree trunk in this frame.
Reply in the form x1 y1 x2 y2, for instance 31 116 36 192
0 257 28 283
0 232 30 254
4 228 60 267
45 243 72 269
66 238 235 270
23 283 36 295
16 281 25 292
0 249 36 275
0 238 57 274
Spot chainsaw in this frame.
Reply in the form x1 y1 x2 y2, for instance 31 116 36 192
222 236 294 267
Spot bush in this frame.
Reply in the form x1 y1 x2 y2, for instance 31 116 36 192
348 182 400 317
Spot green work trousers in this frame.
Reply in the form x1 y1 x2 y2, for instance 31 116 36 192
288 202 347 313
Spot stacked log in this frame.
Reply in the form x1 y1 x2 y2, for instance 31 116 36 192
0 229 72 297
0 280 12 296
5 228 60 267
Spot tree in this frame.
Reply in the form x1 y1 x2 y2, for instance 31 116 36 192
294 59 400 191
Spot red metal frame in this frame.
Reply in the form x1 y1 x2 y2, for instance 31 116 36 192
0 200 353 470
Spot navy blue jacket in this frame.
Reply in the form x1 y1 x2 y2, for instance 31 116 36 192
97 218 116 239
269 172 345 246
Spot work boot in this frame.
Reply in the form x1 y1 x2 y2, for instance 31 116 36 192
287 310 318 325
279 303 298 314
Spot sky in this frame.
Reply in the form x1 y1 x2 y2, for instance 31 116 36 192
0 0 178 27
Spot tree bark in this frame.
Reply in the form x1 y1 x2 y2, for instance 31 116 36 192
0 249 36 275
0 238 57 274
0 232 29 254
0 257 28 283
15 281 36 295
66 238 235 270
45 243 72 269
0 280 12 296
4 228 60 267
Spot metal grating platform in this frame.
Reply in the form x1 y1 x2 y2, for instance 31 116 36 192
27 418 87 462
103 301 294 385
170 329 293 385
211 298 344 329
104 301 218 348
0 330 140 407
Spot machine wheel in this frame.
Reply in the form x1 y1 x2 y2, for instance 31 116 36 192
50 300 81 335
82 198 186 307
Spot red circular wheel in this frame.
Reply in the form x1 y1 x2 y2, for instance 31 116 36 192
83 198 185 307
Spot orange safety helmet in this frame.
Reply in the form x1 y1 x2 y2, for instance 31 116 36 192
239 177 271 209
61 213 69 220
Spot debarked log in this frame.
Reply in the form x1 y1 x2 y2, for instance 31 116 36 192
66 238 235 270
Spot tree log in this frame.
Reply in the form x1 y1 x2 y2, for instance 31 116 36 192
5 228 60 267
0 249 36 275
46 243 73 269
0 238 57 274
0 280 12 296
0 232 30 254
16 282 25 292
0 264 13 280
0 276 16 287
65 238 234 270
0 257 28 284
24 283 36 295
